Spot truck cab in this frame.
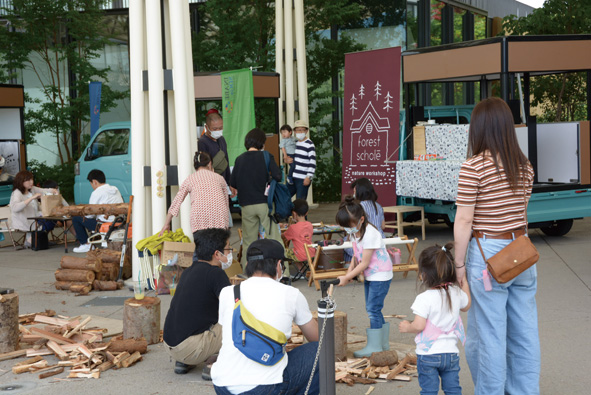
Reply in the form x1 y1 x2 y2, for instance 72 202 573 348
74 122 132 204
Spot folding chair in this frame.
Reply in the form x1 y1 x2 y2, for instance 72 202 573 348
281 238 309 282
0 206 26 250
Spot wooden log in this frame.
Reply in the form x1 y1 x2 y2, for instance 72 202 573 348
112 351 130 368
120 351 142 368
123 297 161 345
369 350 398 367
51 202 130 217
97 266 119 281
39 366 64 379
97 360 114 372
106 338 148 354
69 283 92 295
312 310 347 361
54 269 95 283
93 280 123 291
0 293 19 353
60 256 103 272
88 249 121 263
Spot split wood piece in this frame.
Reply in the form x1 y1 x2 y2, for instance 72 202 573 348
52 202 130 217
97 360 114 372
33 315 76 328
369 350 398 367
57 360 78 367
70 332 103 344
106 338 148 354
54 269 95 283
0 293 19 353
18 309 56 325
123 297 161 344
77 344 103 364
14 356 44 366
12 359 48 374
30 327 77 345
70 283 92 295
92 280 123 291
337 374 377 386
365 386 375 395
46 341 69 360
64 316 92 338
379 373 410 381
19 324 32 335
112 351 130 368
34 364 61 374
60 256 103 272
290 335 303 344
383 314 407 319
105 351 116 362
120 351 142 368
0 349 27 362
39 367 64 379
26 343 84 357
67 370 100 379
386 354 413 380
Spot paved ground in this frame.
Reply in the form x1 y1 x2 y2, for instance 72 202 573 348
1 203 590 394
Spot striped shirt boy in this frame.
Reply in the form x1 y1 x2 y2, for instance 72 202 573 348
292 139 316 180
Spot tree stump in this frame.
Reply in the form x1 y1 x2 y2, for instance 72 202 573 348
0 293 19 353
313 310 347 361
123 297 160 344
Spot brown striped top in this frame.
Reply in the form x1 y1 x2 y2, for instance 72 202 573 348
456 154 534 235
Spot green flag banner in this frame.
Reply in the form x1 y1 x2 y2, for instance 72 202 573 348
221 68 255 167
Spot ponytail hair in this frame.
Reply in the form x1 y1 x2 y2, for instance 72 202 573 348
418 242 458 311
194 151 212 170
336 195 371 240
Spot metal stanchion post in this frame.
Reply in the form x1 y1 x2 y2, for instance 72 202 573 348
317 280 338 395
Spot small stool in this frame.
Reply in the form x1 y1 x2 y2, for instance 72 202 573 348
383 206 426 240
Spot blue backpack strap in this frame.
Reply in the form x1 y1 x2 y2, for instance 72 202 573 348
263 150 270 173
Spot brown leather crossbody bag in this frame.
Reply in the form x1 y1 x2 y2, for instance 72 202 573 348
473 187 539 283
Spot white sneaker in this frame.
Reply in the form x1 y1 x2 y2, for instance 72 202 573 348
73 243 91 253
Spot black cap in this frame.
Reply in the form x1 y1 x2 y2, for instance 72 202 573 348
246 239 292 263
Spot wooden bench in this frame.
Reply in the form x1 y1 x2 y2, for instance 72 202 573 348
304 236 419 290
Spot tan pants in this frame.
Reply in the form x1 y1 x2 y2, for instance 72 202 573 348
164 323 222 366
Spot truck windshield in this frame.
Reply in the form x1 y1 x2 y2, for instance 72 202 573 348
87 129 130 159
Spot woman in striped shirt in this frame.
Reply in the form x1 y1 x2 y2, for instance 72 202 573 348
454 97 539 394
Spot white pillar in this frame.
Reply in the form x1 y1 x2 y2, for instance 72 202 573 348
294 0 309 125
129 0 147 282
283 0 295 126
275 0 285 127
169 0 195 239
145 0 167 235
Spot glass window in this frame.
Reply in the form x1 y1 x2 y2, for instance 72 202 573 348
454 7 466 43
474 14 487 40
88 129 130 159
407 0 418 50
430 0 444 47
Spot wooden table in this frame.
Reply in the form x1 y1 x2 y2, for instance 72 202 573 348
28 216 73 253
383 205 426 240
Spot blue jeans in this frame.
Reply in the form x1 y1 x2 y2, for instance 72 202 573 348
465 236 540 395
214 342 320 395
71 216 98 244
288 178 309 200
364 279 391 329
418 353 461 395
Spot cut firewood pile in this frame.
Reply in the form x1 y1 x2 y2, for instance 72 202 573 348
335 352 418 386
1 311 150 380
53 249 131 295
286 324 417 387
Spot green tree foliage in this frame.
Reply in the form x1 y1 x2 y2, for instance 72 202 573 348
0 0 127 165
192 0 366 201
501 0 591 122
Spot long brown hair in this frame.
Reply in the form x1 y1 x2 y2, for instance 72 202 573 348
468 97 529 192
12 170 34 194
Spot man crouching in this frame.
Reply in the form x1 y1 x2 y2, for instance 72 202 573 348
163 227 232 378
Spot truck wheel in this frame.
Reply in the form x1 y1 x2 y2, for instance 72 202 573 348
443 217 454 229
540 219 573 237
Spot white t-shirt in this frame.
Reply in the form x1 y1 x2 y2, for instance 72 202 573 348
211 277 314 393
352 225 393 281
87 183 124 222
410 286 469 355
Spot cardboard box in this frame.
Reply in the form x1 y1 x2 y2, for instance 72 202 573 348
224 259 243 278
161 241 194 268
413 125 426 156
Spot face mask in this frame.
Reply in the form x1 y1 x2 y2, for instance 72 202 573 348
296 133 306 141
221 251 232 270
344 219 362 235
210 129 223 140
